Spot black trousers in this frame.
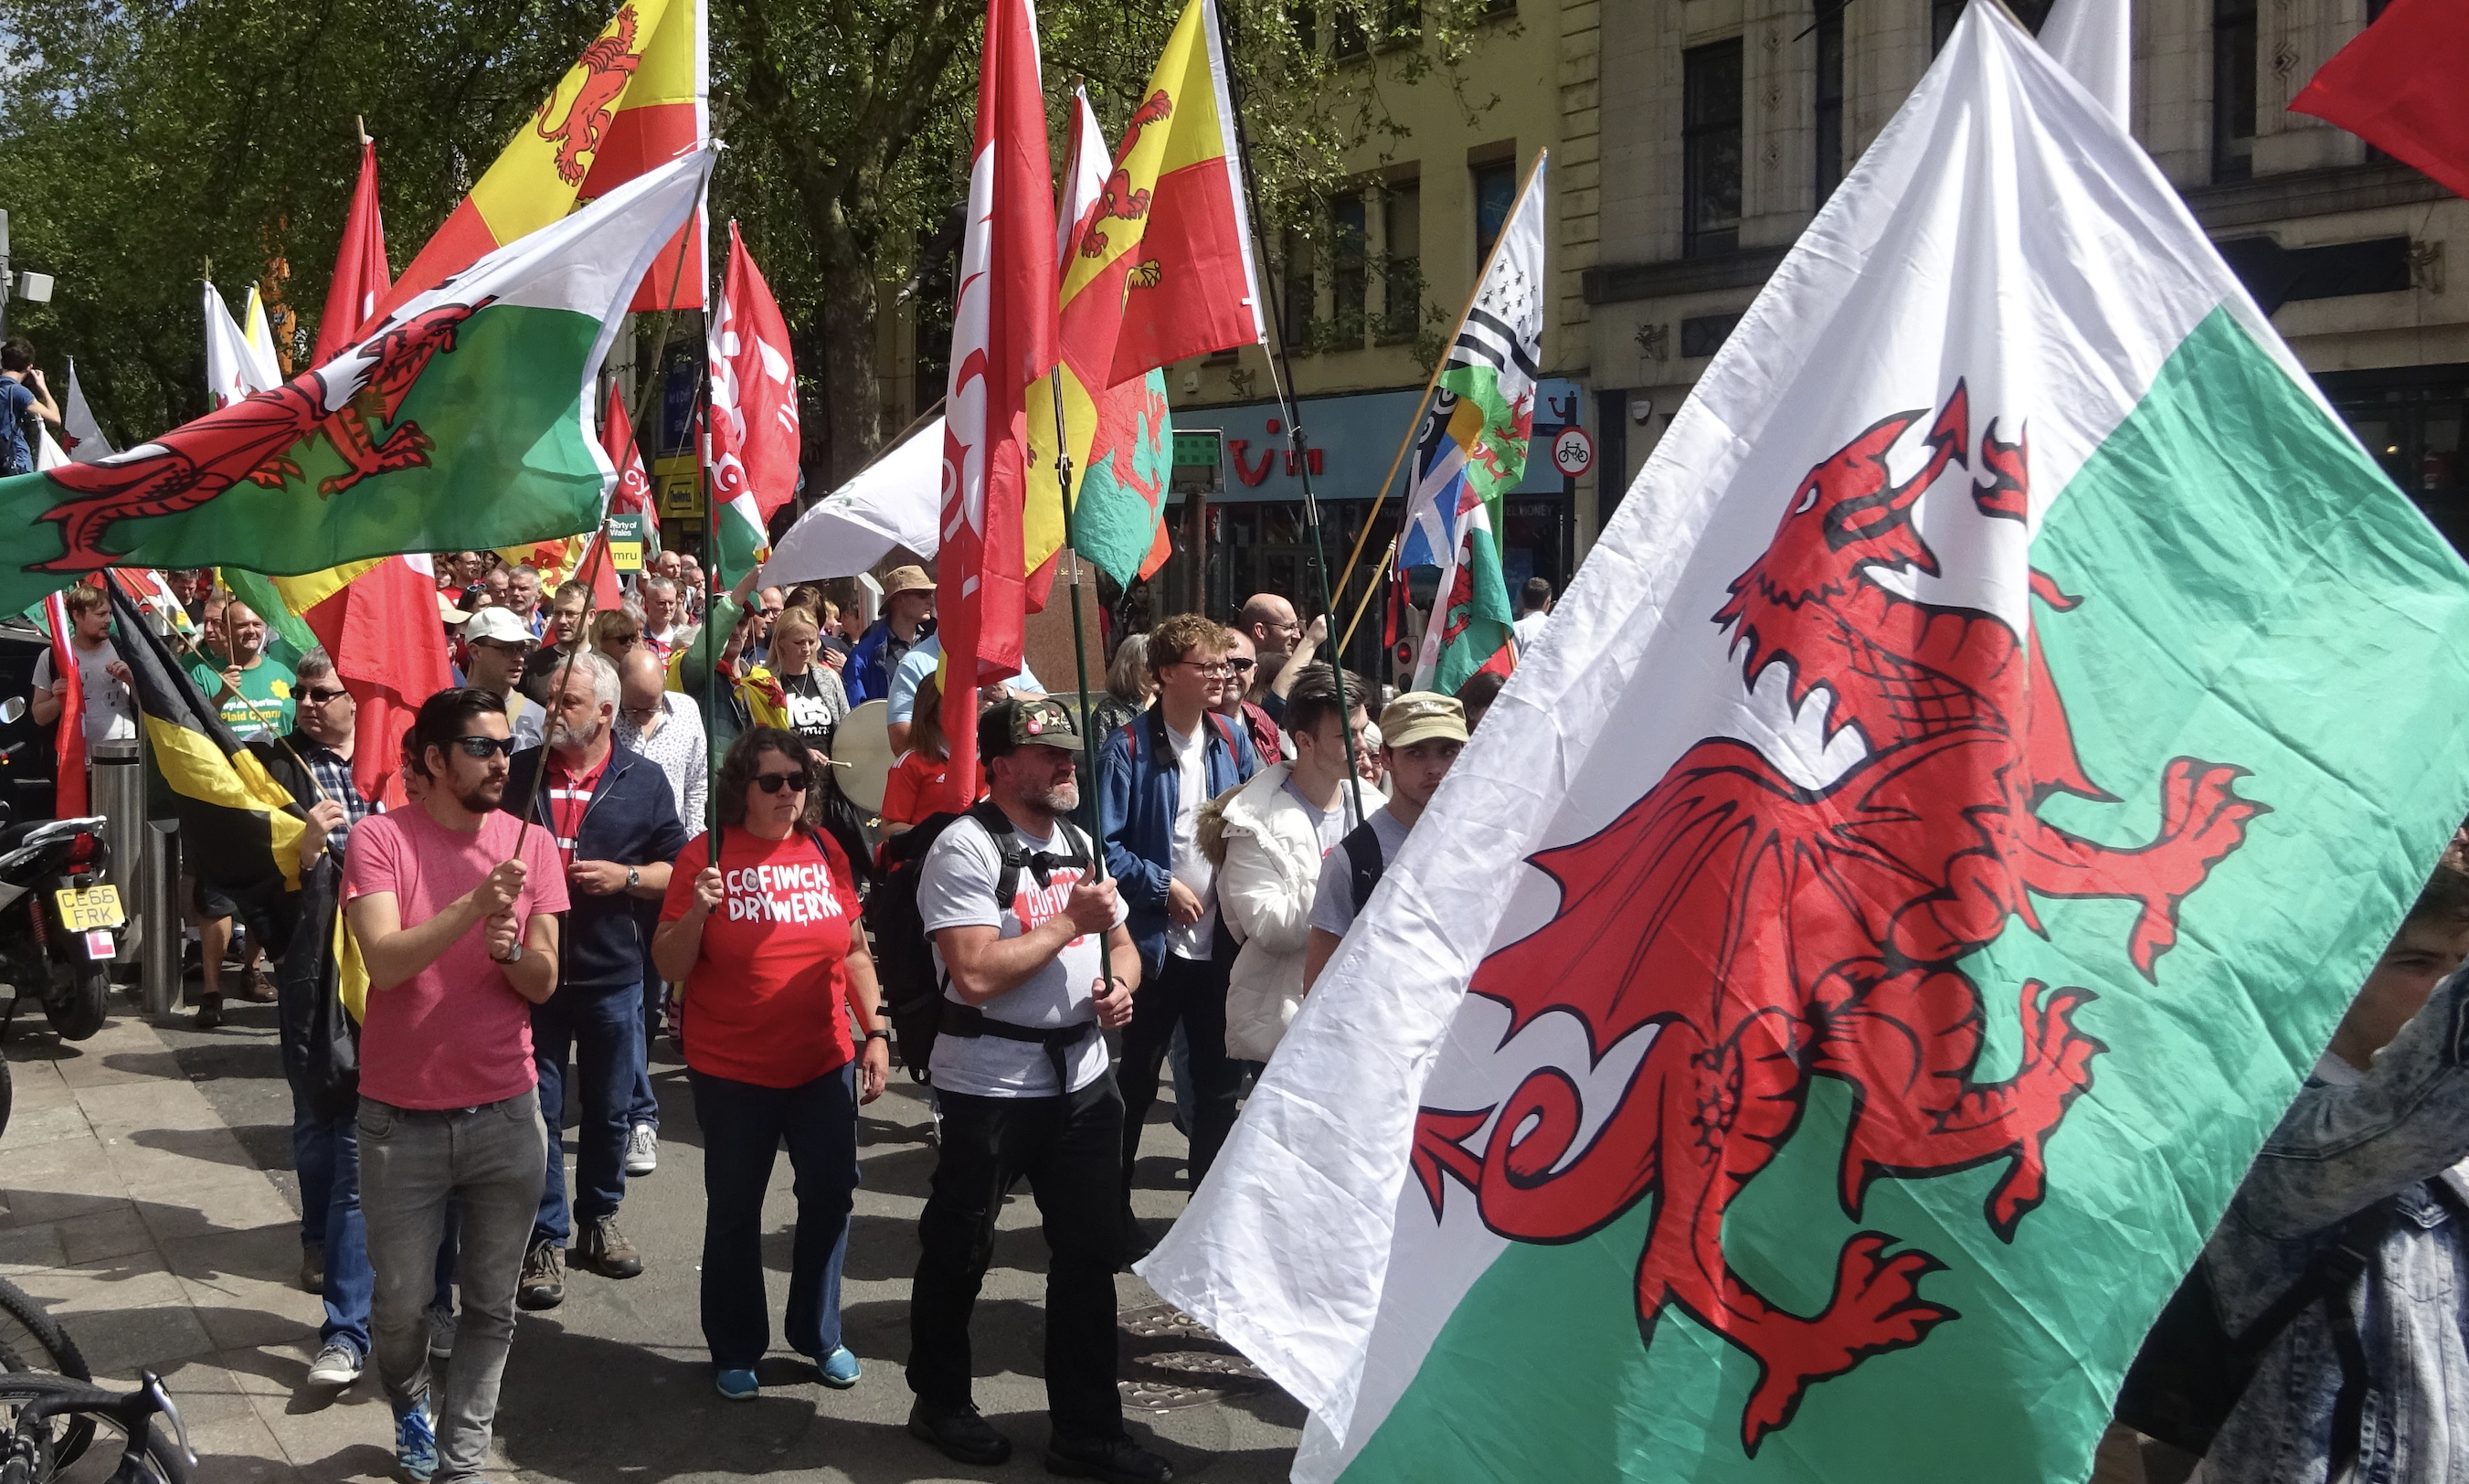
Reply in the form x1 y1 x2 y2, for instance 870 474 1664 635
1118 951 1242 1225
907 1076 1126 1443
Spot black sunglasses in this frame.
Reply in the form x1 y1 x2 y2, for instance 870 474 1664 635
753 771 808 794
302 686 350 703
1224 657 1256 673
450 736 518 758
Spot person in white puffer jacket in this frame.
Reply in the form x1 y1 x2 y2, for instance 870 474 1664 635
1216 666 1378 1065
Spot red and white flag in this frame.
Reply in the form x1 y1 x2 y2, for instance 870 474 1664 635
40 588 89 818
706 221 802 585
313 137 392 364
302 557 456 808
936 0 1058 811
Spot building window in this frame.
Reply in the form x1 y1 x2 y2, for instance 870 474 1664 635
1683 38 1743 258
1933 0 2053 52
1331 191 1369 348
1381 180 1423 344
1287 0 1317 49
1334 0 1367 58
2212 0 2257 182
1382 0 1419 44
1472 161 1516 268
1815 2 1845 204
1281 226 1315 352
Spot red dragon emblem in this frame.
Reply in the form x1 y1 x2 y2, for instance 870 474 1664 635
1078 90 1174 261
33 300 492 574
535 5 642 188
1410 382 2264 1454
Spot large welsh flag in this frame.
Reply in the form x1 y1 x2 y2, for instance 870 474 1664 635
0 151 712 620
1141 9 2469 1484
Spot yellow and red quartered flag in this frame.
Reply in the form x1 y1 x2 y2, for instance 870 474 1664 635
379 0 709 318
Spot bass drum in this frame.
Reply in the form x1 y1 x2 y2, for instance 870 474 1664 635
834 699 894 818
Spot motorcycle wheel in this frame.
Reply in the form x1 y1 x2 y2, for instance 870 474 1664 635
42 959 110 1043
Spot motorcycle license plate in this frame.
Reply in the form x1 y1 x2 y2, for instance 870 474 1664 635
55 885 124 930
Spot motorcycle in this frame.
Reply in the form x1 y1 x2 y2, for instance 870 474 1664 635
0 701 120 1044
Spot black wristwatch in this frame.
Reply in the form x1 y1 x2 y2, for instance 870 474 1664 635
864 1028 893 1044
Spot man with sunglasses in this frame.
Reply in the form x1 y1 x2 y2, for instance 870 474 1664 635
1213 628 1283 767
1097 612 1260 1264
500 651 686 1309
341 689 567 1484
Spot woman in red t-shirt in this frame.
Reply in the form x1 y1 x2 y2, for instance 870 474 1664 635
880 675 989 833
652 726 891 1401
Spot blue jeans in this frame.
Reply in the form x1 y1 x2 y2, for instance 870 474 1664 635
532 980 643 1246
688 1063 857 1370
292 1088 456 1361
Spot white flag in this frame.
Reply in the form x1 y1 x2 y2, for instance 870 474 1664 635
60 359 114 464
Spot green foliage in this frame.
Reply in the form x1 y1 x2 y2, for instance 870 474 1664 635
0 0 1497 472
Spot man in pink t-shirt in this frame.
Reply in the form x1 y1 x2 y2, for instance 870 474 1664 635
342 688 567 1484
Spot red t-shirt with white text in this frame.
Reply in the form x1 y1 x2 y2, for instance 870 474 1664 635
660 829 861 1087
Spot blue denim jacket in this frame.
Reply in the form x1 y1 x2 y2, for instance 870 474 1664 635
2200 967 2469 1484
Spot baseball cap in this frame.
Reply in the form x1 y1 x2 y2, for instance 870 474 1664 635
880 565 936 599
436 593 472 626
1378 691 1468 748
978 696 1083 758
463 607 534 646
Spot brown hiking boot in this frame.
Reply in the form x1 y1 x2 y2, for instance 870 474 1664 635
238 965 278 1002
574 1216 643 1279
516 1240 565 1310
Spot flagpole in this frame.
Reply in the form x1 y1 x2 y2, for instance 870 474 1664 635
1335 535 1397 656
1044 367 1122 1010
1325 151 1549 622
1213 1 1365 824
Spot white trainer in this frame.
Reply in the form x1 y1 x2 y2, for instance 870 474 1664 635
624 1122 659 1176
306 1341 363 1387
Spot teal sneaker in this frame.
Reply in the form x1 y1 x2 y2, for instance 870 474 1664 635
715 1368 759 1401
817 1346 861 1389
393 1397 438 1482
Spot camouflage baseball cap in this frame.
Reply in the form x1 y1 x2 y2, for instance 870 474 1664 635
1378 691 1469 748
982 696 1084 756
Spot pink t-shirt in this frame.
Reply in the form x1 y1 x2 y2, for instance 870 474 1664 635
341 806 570 1109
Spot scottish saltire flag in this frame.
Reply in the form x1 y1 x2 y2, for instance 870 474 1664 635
0 151 711 618
1143 9 2469 1484
1400 155 1544 691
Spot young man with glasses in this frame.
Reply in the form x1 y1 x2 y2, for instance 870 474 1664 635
1097 612 1260 1262
341 689 567 1484
460 609 544 749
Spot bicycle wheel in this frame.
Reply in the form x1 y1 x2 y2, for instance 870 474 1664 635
0 1373 187 1484
0 1277 90 1379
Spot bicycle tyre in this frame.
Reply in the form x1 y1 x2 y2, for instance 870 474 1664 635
0 1373 186 1484
0 1285 93 1472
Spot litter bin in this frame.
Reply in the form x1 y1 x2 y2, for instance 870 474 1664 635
141 822 181 1018
89 737 145 965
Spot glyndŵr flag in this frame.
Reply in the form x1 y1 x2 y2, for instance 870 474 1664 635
1142 8 2469 1483
381 0 708 316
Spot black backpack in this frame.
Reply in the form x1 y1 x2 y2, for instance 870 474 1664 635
866 800 1090 1080
2114 1198 2404 1467
1340 819 1389 915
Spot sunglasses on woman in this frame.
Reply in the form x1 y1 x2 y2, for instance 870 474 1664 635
753 771 808 795
450 736 518 758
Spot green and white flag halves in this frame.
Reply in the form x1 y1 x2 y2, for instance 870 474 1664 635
1142 9 2469 1484
0 148 714 618
1402 153 1545 692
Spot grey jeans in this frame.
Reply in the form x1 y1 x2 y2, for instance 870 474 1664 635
357 1093 547 1481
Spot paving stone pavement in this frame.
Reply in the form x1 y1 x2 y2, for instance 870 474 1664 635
2 993 1306 1483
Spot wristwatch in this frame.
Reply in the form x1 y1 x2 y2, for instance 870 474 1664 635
494 940 525 966
626 865 641 890
865 1028 893 1044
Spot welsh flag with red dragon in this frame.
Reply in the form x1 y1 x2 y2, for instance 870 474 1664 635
0 153 712 621
1139 11 2469 1484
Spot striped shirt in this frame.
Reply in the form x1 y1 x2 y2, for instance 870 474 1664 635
287 734 373 863
543 748 609 864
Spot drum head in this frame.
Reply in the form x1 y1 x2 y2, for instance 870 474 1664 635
834 698 894 815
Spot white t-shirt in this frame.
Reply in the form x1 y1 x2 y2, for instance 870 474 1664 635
33 641 137 745
1514 610 1550 652
1163 721 1217 960
920 813 1128 1097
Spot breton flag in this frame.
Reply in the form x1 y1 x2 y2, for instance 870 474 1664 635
934 0 1057 813
0 151 713 619
379 0 709 316
1141 10 2469 1484
58 361 114 464
1401 154 1544 693
705 221 801 587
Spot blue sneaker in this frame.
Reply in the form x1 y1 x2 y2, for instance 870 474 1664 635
715 1367 759 1401
393 1397 438 1482
817 1346 861 1389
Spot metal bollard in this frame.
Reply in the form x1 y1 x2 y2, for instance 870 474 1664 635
141 822 181 1017
88 737 146 964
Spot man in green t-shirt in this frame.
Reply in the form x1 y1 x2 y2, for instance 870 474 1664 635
189 599 296 741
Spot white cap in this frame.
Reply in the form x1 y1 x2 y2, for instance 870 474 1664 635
463 607 533 646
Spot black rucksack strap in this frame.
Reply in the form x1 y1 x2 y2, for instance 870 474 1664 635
1342 821 1387 915
938 1001 1096 1089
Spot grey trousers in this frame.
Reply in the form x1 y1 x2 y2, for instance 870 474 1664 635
357 1093 547 1481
